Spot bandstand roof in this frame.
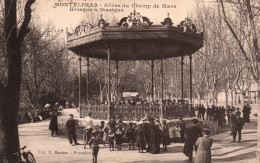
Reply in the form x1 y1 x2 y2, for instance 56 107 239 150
66 12 204 61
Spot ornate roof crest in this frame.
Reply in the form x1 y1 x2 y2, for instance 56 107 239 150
117 8 153 29
177 17 197 33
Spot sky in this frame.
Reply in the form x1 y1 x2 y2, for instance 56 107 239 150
34 0 197 32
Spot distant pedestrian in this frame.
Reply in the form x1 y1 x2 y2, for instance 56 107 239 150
66 114 79 145
201 105 206 120
88 130 100 163
194 128 213 163
242 104 251 123
232 111 245 143
49 111 59 136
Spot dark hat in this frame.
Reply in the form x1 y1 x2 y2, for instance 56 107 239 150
236 111 241 116
192 119 199 124
101 121 105 124
69 114 74 117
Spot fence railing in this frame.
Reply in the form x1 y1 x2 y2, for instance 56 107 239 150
80 104 192 120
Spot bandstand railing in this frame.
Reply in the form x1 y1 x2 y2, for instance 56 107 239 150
80 104 191 120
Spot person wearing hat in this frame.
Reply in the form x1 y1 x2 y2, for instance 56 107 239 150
161 120 170 151
49 110 59 136
107 124 115 151
183 118 202 162
88 130 101 163
194 128 213 163
114 126 123 151
232 111 245 143
66 114 79 146
135 121 146 153
125 122 136 150
148 118 161 154
107 116 116 131
99 121 106 145
242 103 251 123
230 109 237 136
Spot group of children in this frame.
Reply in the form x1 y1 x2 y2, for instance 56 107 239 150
84 116 176 162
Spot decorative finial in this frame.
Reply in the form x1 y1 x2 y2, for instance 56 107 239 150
167 13 169 18
133 2 136 17
101 14 103 19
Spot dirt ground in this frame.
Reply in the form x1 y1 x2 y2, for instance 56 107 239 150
19 115 257 163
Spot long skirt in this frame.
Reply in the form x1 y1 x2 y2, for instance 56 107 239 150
194 150 211 163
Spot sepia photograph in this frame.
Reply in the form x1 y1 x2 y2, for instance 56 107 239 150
0 0 259 162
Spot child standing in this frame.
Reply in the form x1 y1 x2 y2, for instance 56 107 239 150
88 130 100 163
114 126 123 151
108 126 115 151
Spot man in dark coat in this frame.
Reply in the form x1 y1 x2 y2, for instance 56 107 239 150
149 120 161 154
206 106 210 120
201 105 206 120
227 106 232 124
135 121 145 153
66 114 79 145
143 118 151 152
183 119 202 161
125 122 136 150
49 111 58 136
232 111 245 143
242 104 251 123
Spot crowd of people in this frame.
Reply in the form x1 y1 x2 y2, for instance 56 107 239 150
63 113 216 163
47 102 252 163
194 104 252 127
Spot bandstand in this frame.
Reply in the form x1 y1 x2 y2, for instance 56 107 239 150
66 11 203 120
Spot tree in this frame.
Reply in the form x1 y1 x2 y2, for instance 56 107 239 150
0 0 35 162
219 0 260 160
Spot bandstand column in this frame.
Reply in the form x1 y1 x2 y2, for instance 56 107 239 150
79 56 82 117
116 60 119 102
160 58 164 120
189 55 192 104
86 57 90 102
181 56 184 104
151 60 154 102
107 46 111 118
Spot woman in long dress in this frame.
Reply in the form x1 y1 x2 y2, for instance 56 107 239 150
194 128 213 163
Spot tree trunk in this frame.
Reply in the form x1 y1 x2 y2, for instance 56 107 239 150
225 91 228 109
0 0 35 161
0 95 20 162
235 93 237 105
231 91 234 107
